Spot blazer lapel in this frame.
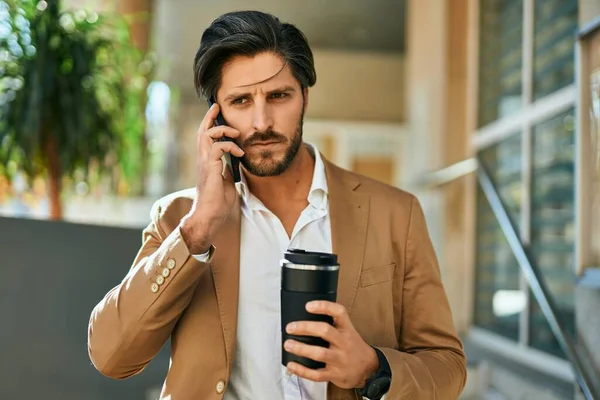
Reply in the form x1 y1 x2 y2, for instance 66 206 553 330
209 157 369 371
324 158 370 314
210 195 241 370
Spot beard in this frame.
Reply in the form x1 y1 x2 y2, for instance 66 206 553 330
239 107 304 177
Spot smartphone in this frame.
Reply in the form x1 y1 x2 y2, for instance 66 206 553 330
208 96 241 183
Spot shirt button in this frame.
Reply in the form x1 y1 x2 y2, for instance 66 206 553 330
156 275 165 285
167 258 176 269
150 283 159 293
216 379 225 394
161 267 170 278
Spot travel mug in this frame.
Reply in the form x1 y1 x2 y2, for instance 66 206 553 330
280 248 340 369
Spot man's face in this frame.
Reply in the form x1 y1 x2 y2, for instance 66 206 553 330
216 52 307 177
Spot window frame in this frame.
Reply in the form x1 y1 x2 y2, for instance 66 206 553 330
468 0 578 378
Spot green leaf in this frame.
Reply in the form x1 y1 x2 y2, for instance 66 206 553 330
0 0 154 197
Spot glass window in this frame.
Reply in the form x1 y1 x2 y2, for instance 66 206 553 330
529 297 569 358
473 0 579 361
478 0 523 127
528 109 576 356
479 133 523 225
474 134 524 340
532 0 578 100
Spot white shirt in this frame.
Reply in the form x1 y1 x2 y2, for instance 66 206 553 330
194 144 330 400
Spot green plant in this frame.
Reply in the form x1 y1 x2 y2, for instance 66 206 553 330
0 0 153 219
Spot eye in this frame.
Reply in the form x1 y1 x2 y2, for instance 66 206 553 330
231 97 248 105
269 92 288 100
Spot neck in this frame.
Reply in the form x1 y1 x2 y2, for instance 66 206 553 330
243 143 315 205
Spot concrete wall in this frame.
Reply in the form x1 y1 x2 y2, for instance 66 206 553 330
0 217 168 400
403 0 475 334
579 0 600 25
307 50 405 122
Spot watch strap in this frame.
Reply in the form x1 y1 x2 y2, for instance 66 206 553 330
358 347 392 400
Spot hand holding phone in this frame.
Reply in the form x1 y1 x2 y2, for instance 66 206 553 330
179 99 244 254
208 96 241 183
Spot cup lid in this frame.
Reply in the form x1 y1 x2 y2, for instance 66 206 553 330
284 248 339 266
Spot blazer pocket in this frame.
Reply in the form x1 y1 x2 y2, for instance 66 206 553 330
359 263 395 287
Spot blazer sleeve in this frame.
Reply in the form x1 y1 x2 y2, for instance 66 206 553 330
377 195 467 399
87 201 209 379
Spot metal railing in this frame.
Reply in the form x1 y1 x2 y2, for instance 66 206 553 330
477 160 599 400
412 158 477 188
419 158 600 400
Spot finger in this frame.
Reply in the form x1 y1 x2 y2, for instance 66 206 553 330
196 104 217 155
305 301 350 327
284 339 333 363
209 141 245 162
286 321 339 345
286 362 331 382
198 125 241 157
199 102 220 133
205 125 241 141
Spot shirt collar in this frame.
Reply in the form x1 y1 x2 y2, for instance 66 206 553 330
306 143 328 210
236 142 328 210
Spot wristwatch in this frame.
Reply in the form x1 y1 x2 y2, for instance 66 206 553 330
358 347 392 400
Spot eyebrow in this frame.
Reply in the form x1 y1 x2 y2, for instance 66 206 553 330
222 85 297 103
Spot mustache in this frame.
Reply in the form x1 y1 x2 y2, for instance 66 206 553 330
242 130 287 147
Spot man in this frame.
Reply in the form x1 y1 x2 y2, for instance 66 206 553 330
88 10 466 400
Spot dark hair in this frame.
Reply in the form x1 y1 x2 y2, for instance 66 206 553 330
193 11 317 100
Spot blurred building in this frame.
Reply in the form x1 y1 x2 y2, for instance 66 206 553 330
148 1 600 397
404 1 600 399
1 0 599 399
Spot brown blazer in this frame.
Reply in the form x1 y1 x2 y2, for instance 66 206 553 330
88 158 466 400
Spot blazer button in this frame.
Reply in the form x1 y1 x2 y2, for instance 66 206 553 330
167 258 176 269
156 275 165 285
162 267 171 278
216 379 225 394
150 283 159 293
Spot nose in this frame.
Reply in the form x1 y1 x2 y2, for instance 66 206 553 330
252 100 274 133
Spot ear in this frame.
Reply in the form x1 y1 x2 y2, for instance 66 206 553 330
302 87 309 113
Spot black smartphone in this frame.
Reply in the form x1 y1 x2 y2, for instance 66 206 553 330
208 96 241 183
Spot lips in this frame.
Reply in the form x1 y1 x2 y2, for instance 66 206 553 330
251 141 280 146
